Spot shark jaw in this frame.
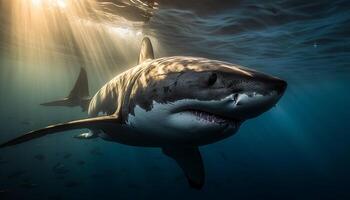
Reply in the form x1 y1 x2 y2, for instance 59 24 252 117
126 89 284 146
177 109 239 126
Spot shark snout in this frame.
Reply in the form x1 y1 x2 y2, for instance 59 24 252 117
269 77 287 96
225 74 287 120
251 70 287 96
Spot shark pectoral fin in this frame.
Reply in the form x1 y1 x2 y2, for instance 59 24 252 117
0 116 120 148
162 146 205 190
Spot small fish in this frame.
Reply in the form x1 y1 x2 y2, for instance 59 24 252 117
52 163 69 174
34 154 45 161
77 160 85 165
7 170 27 179
53 162 62 169
63 153 72 159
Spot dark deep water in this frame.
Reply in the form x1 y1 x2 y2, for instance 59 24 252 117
0 0 350 199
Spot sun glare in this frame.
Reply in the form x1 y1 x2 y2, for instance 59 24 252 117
109 27 134 36
31 0 43 7
9 0 145 81
55 0 67 9
31 0 67 9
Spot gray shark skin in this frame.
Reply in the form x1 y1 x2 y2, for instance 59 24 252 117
0 37 287 189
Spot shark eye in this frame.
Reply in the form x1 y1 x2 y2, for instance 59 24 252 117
207 73 217 86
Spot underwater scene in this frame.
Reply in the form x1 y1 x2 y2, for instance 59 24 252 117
0 0 350 199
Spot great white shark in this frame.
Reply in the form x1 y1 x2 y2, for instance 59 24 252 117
0 37 287 189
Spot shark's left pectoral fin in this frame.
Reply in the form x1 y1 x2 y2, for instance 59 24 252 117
0 116 120 148
162 146 205 189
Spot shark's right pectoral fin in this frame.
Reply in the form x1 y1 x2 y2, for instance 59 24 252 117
162 146 205 190
0 116 120 148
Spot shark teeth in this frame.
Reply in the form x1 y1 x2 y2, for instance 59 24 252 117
184 109 236 125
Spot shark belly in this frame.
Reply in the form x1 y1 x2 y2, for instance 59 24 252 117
126 99 239 147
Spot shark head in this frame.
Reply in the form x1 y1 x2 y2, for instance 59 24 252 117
127 56 287 146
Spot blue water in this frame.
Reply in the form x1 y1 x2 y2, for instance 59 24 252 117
1 0 350 199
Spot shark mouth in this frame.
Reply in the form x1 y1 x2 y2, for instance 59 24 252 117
180 109 240 127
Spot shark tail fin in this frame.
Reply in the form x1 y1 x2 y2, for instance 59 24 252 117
0 116 119 148
138 37 154 64
41 67 91 111
68 67 89 99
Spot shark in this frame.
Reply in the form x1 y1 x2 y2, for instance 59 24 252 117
0 37 287 189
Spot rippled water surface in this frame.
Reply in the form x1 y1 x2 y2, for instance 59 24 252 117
0 0 349 199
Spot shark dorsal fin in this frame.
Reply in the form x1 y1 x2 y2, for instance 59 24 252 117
138 37 154 64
